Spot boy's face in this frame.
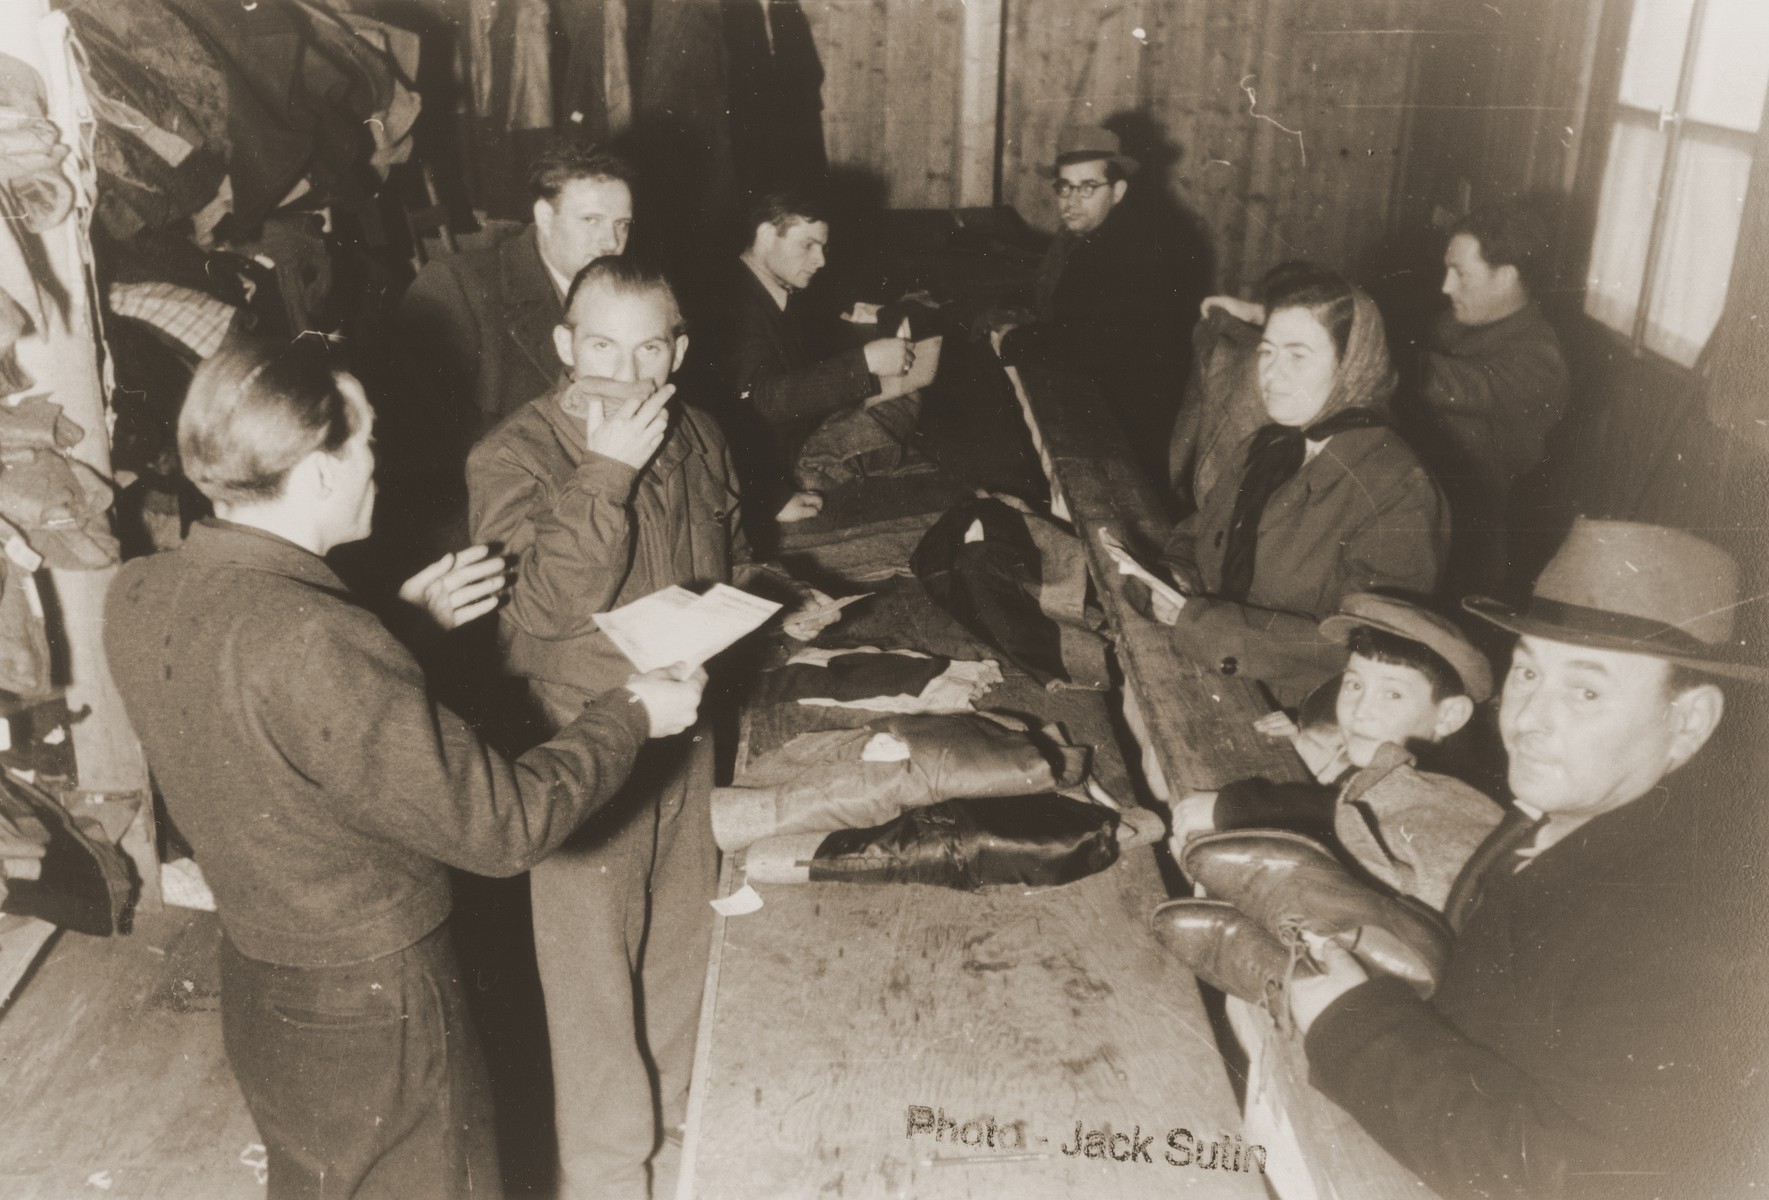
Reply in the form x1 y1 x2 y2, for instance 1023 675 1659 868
1336 653 1464 768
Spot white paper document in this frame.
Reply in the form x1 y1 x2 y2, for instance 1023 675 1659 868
594 584 782 673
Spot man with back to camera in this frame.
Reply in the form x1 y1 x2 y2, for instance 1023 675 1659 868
467 256 839 1198
104 337 706 1198
1283 518 1768 1198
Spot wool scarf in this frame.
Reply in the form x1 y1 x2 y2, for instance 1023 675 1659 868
1218 406 1387 602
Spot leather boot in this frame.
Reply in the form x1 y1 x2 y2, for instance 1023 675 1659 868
1150 898 1314 1010
1180 830 1450 998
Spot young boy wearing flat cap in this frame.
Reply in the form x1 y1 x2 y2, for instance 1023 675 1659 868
1169 592 1503 907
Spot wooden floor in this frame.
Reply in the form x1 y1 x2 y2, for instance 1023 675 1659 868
0 905 261 1199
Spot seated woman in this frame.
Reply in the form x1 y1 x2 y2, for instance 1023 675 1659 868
1150 266 1449 706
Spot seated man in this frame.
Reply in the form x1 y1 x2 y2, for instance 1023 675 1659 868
714 191 924 529
465 257 835 1200
1287 519 1767 1197
1168 592 1502 908
399 144 636 439
997 125 1193 478
1413 202 1569 595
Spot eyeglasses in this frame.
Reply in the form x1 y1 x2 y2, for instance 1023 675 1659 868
1051 180 1110 200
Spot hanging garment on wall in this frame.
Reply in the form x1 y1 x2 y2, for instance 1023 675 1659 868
0 554 53 699
0 52 75 236
911 492 1110 689
61 0 230 160
710 710 1090 851
721 0 826 194
0 447 119 570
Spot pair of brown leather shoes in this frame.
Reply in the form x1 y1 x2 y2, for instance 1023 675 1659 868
1151 830 1452 1006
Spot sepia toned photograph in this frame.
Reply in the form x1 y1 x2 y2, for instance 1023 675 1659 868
0 0 1763 1197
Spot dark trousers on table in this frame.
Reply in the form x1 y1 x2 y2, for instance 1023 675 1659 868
528 696 718 1200
218 924 500 1200
794 393 924 492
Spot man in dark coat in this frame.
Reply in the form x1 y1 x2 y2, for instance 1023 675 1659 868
1413 202 1569 595
998 125 1193 478
398 144 636 441
712 190 917 532
1289 518 1769 1199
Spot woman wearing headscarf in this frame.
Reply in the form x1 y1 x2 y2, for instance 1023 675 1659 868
1151 266 1449 706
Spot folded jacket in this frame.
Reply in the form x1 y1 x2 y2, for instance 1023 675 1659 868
769 649 950 704
711 710 1089 851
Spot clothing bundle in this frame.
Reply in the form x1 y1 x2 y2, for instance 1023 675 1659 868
762 645 1003 713
911 491 1110 689
0 772 135 936
709 710 1090 852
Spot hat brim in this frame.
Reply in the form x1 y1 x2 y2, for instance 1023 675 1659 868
1319 611 1493 702
1048 153 1140 179
1462 595 1769 684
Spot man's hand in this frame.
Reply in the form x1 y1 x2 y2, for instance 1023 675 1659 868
1288 932 1370 1035
624 662 708 738
1166 790 1220 850
399 544 509 631
863 337 913 378
782 585 842 641
584 382 673 470
1254 710 1301 740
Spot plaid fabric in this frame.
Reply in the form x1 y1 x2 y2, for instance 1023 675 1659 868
108 281 235 359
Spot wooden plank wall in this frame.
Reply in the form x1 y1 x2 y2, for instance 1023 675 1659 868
998 0 1426 291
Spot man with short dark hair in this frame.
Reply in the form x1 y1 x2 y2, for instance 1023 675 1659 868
1416 202 1570 594
1286 518 1768 1198
400 144 637 434
714 190 921 528
998 125 1194 477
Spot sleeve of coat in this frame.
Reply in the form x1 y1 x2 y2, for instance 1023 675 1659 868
466 430 641 641
260 608 650 878
1305 936 1755 1200
725 298 879 426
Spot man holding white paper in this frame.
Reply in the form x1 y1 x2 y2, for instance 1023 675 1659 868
715 190 939 531
466 256 837 1199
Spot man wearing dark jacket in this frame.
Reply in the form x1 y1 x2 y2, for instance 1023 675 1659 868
398 144 636 439
998 125 1192 478
1289 518 1769 1199
714 191 917 528
105 339 705 1199
467 257 834 1199
1415 203 1569 595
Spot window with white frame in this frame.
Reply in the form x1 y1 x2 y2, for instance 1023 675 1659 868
1584 0 1769 366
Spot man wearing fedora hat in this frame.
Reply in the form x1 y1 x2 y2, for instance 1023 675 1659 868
1282 518 1768 1198
998 124 1194 477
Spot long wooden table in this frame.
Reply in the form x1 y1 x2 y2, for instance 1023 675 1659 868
676 347 1262 1198
1002 361 1434 1200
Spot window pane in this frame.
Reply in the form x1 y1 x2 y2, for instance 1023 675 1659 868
1685 0 1769 132
1617 0 1696 112
1585 117 1667 338
1641 128 1752 365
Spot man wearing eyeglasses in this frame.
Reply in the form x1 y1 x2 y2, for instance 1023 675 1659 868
997 125 1194 478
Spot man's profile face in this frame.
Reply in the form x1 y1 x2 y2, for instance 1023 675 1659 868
555 281 686 401
1498 635 1703 823
1442 232 1523 327
758 217 829 292
534 176 634 281
1054 159 1125 235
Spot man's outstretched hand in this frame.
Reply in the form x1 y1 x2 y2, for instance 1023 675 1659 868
624 662 709 738
399 544 509 631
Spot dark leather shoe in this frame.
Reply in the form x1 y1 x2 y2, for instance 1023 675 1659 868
1180 830 1450 997
1150 898 1313 1009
